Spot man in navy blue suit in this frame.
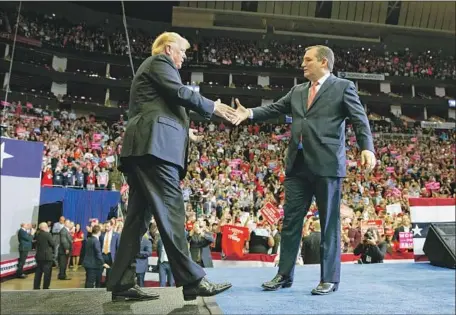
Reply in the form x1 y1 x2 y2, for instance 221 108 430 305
100 221 120 287
83 225 110 288
17 223 35 278
107 32 235 302
233 45 376 295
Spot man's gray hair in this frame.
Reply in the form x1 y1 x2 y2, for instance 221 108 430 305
305 45 335 72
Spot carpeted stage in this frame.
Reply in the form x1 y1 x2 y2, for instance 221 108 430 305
1 263 454 315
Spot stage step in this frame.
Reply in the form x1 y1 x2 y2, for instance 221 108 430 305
0 288 220 315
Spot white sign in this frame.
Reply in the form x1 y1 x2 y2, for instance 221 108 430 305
421 121 456 130
337 72 385 81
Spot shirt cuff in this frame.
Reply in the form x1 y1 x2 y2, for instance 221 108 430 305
249 109 253 119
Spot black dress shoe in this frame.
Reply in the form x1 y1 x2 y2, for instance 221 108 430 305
58 276 72 280
311 282 338 295
17 274 27 279
182 277 232 301
112 285 160 302
261 274 293 291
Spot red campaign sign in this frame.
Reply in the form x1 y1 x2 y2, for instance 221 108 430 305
399 232 414 249
221 225 249 259
260 202 281 225
361 220 384 235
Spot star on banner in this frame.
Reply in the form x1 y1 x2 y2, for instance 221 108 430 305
1 142 14 169
412 224 422 236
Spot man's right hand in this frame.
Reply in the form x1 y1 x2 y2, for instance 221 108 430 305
213 99 237 123
233 98 250 126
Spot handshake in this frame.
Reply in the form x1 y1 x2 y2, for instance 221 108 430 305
189 98 249 143
213 98 249 126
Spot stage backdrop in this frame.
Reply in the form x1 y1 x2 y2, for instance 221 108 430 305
40 187 121 226
409 198 456 262
1 138 43 255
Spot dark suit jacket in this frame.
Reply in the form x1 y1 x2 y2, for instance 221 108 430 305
301 232 321 264
18 228 33 252
392 225 406 242
136 237 153 274
99 231 120 262
251 74 374 177
83 236 104 269
35 231 55 261
188 232 214 268
119 54 215 179
58 227 72 255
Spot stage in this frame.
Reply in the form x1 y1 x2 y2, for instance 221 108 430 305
1 263 454 314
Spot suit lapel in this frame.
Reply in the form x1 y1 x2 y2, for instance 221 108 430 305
307 74 336 112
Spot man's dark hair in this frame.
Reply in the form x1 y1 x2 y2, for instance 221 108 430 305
92 225 101 235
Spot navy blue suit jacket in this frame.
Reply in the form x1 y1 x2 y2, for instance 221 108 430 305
83 236 104 269
99 232 120 262
251 74 374 177
119 54 215 179
136 237 152 274
18 228 33 252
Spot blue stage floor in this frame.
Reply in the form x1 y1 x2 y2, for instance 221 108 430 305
205 263 455 314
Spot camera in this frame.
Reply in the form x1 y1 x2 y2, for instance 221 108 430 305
364 230 375 242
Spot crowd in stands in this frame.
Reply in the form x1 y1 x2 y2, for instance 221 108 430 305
3 7 455 81
1 6 454 259
2 100 455 255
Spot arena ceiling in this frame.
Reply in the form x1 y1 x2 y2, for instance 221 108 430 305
178 1 455 36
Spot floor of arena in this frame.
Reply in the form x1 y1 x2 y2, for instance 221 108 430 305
1 263 454 314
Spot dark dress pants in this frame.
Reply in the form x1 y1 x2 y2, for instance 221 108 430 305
58 253 69 279
33 260 53 289
16 250 28 276
85 267 103 288
278 151 342 284
107 157 205 292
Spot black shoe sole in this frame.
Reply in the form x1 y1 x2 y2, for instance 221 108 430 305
112 295 160 302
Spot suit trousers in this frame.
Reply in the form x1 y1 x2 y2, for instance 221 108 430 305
85 267 103 288
278 151 342 283
102 253 113 285
16 250 28 275
58 253 69 278
33 260 52 289
107 157 205 292
136 273 145 287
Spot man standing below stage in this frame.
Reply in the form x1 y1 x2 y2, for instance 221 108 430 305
100 221 120 287
33 222 55 289
232 45 376 295
107 32 235 302
58 219 73 280
51 216 65 266
17 223 35 278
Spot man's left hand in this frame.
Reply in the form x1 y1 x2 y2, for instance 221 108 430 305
189 128 203 142
361 150 376 172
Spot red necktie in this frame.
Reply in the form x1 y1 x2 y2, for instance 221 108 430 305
307 82 319 109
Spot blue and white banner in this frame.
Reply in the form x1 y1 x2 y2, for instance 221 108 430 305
409 198 456 262
1 137 44 255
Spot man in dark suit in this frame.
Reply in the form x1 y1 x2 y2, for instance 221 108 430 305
83 225 109 288
135 233 153 287
17 223 35 278
301 219 321 265
107 32 235 302
58 220 73 280
188 224 214 268
233 45 376 295
99 221 120 287
33 222 55 289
